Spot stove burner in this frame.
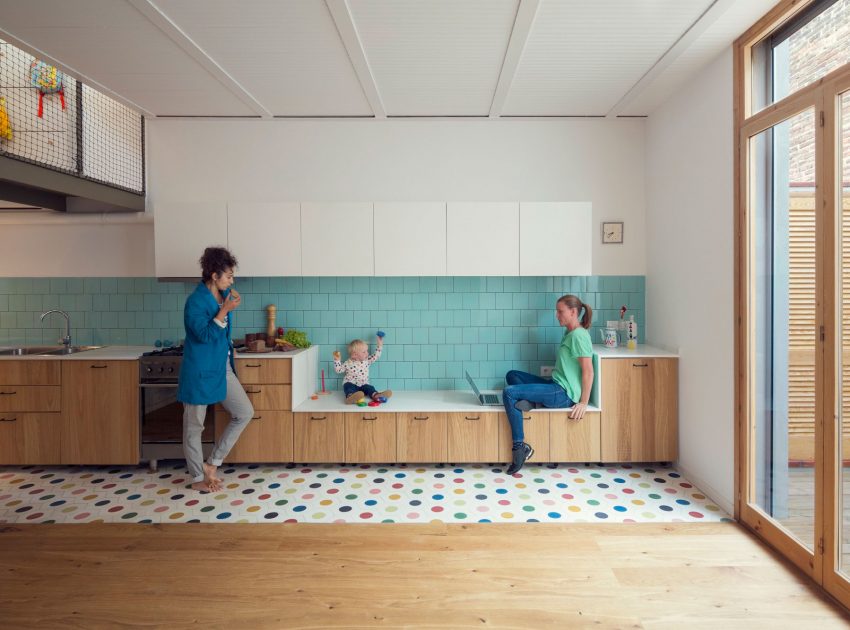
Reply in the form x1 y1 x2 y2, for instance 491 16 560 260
141 345 184 357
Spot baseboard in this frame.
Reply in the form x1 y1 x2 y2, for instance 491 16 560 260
674 462 734 517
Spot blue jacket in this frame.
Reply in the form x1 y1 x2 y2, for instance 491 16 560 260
177 282 236 405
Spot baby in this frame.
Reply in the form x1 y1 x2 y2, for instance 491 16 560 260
333 336 392 404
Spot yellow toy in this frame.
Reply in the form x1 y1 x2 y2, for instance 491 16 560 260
0 97 12 140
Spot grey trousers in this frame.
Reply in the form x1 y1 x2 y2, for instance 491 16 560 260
183 363 254 483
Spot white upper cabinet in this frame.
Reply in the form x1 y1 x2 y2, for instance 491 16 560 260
374 202 446 276
446 202 519 276
227 202 301 276
301 202 374 276
519 202 592 276
154 201 227 278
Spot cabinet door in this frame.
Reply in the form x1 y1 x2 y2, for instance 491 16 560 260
498 412 550 462
0 413 61 464
447 412 500 462
0 361 60 385
243 384 292 410
217 410 293 463
600 358 678 462
549 412 601 462
227 202 301 275
374 202 446 276
294 412 344 462
520 202 592 276
345 412 396 463
235 359 292 384
447 202 519 275
154 202 227 278
61 361 139 464
397 412 448 462
0 386 60 412
301 202 373 276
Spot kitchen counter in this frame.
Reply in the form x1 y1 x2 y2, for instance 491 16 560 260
293 390 599 414
592 343 678 358
0 345 312 360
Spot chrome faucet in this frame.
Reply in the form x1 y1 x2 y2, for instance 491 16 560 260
41 310 71 348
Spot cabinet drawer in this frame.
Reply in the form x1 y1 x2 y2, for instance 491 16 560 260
447 412 500 462
294 412 344 462
0 412 61 464
498 412 550 462
345 412 396 463
550 412 601 462
397 412 448 462
0 386 61 412
217 410 293 463
235 359 291 384
243 384 291 410
0 361 60 385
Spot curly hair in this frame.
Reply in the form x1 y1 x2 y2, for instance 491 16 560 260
199 246 238 282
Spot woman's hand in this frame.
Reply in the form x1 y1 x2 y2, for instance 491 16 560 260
223 289 241 313
569 402 588 420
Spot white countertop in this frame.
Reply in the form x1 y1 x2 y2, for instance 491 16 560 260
293 390 599 414
0 345 307 360
593 344 677 358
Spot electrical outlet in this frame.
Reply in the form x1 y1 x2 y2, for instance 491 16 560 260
540 365 554 377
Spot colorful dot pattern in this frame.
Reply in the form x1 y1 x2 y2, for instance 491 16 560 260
0 463 731 524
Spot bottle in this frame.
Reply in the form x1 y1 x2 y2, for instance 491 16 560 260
627 315 637 350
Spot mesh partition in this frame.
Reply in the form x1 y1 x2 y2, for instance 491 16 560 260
0 39 144 195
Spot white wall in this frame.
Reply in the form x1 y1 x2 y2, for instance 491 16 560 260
645 48 734 513
146 117 647 276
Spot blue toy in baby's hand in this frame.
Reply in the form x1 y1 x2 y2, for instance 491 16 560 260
376 330 385 338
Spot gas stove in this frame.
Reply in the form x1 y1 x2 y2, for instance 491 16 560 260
139 346 183 384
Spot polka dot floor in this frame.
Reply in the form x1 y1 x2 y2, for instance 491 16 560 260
0 462 732 525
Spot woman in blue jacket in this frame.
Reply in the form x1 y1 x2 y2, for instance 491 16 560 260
178 247 254 492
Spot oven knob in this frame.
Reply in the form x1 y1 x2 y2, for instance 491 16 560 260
146 367 152 373
158 367 164 373
167 367 174 373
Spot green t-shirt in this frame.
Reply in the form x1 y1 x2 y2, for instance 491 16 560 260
551 327 593 403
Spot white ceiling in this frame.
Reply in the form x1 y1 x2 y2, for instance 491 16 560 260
0 0 777 118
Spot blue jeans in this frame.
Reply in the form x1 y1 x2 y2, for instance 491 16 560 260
344 382 377 399
502 370 573 442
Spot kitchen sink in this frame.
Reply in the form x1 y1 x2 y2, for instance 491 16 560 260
0 345 103 356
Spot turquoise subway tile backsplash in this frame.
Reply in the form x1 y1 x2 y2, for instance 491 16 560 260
0 276 644 391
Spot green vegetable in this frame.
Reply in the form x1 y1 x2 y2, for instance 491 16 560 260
282 329 311 348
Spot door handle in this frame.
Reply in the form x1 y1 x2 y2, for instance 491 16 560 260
252 415 262 420
0 417 17 422
413 416 429 420
245 364 262 368
90 365 108 369
632 363 649 368
362 416 377 420
310 415 327 420
0 391 16 395
465 416 481 420
246 388 262 394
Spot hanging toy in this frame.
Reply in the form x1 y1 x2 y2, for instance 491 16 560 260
29 60 65 118
0 97 11 140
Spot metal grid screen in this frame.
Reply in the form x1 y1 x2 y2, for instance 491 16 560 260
0 39 144 195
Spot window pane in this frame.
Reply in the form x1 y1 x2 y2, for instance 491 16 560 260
750 108 816 551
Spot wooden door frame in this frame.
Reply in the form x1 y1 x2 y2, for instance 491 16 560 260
735 0 850 606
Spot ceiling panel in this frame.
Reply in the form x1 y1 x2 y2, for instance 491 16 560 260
155 0 373 116
349 0 520 116
503 0 714 116
0 0 256 116
620 0 779 116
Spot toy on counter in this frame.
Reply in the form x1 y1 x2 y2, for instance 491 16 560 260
356 399 368 407
317 368 331 396
368 401 380 407
376 330 385 338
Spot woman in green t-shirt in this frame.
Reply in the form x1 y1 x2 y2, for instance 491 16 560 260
502 294 595 474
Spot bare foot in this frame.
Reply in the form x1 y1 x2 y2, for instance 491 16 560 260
203 462 222 484
190 479 220 492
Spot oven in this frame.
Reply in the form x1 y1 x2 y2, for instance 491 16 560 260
139 348 213 471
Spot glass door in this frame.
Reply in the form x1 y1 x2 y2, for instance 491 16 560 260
742 99 822 578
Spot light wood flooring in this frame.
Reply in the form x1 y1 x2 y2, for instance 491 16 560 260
1 521 848 629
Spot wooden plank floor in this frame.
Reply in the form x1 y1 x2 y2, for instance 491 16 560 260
1 522 848 629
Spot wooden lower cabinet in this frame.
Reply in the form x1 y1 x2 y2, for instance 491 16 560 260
397 412 447 462
549 412 601 462
600 358 678 462
243 384 292 411
345 412 396 463
0 386 60 412
294 412 344 462
447 412 500 462
61 360 139 465
0 412 61 464
216 410 293 463
497 412 550 463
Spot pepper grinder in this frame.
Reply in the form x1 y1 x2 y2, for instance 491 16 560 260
266 304 277 339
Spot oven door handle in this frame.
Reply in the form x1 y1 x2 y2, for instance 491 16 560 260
139 383 180 389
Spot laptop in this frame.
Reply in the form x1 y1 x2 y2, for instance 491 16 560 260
465 371 503 406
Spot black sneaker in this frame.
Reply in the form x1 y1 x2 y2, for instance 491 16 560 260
506 442 534 475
